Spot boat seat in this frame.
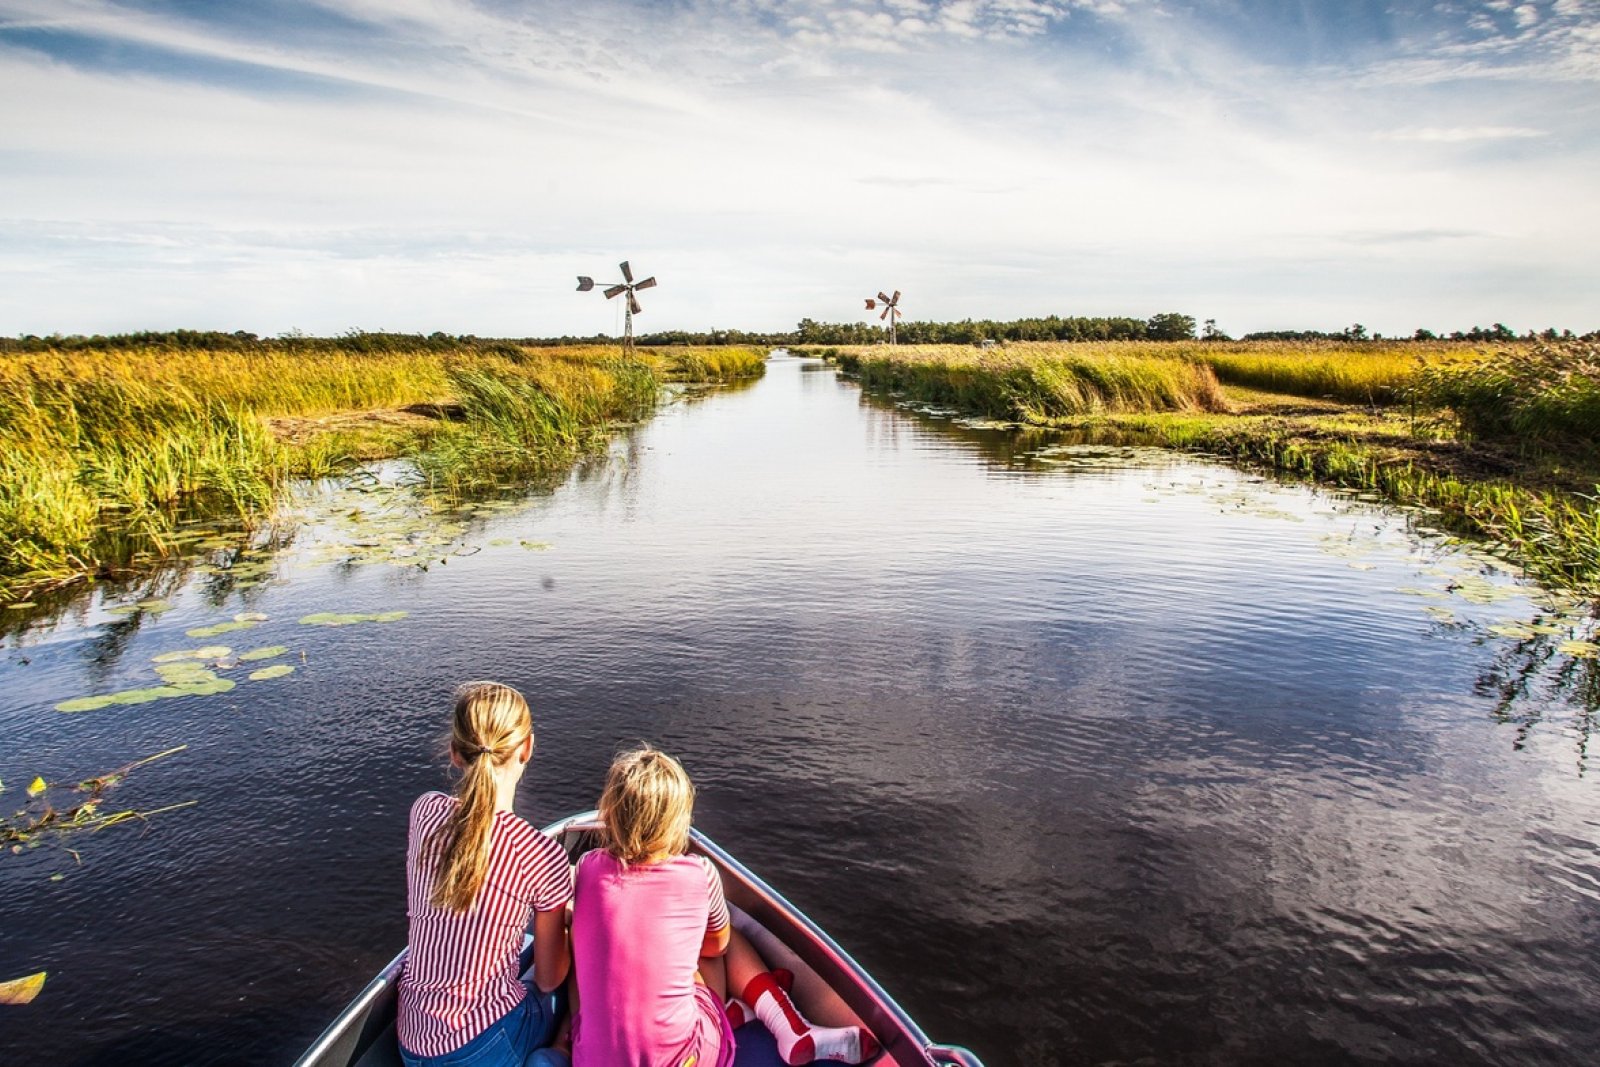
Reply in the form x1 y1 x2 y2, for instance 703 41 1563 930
350 1022 403 1067
731 1020 789 1067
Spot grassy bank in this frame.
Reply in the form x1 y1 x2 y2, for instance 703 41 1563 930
819 341 1600 597
0 339 765 595
828 343 1229 418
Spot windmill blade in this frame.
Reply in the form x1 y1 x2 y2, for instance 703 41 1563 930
628 292 642 316
619 261 634 283
603 284 628 299
877 291 892 305
880 306 891 321
891 290 901 304
576 276 595 292
634 276 657 291
865 299 877 310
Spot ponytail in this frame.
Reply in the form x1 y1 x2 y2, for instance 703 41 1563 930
429 682 532 912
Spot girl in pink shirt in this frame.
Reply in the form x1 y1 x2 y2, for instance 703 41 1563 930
398 682 574 1067
571 746 879 1067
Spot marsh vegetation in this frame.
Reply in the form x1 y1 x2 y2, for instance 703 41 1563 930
818 339 1600 597
0 337 765 598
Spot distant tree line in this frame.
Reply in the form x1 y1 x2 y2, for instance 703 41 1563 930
1242 323 1596 343
4 317 1596 354
794 312 1199 344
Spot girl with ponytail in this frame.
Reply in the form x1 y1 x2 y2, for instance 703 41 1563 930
397 682 573 1067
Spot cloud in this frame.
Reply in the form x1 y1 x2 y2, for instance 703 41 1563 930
1378 125 1548 142
0 0 1595 336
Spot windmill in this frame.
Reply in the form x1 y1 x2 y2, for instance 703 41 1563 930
577 261 657 355
864 289 902 345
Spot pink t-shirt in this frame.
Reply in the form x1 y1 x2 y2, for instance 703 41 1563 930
571 849 733 1067
397 792 574 1056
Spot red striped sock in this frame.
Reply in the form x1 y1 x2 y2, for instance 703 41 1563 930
741 971 879 1064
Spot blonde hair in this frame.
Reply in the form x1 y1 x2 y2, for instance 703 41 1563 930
429 681 533 912
599 745 695 866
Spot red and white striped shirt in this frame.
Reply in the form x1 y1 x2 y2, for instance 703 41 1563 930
397 792 574 1056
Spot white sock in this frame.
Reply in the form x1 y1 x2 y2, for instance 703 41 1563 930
742 971 879 1064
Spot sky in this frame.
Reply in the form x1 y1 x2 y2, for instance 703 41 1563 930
0 0 1597 338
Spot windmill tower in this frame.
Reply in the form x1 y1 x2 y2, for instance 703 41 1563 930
864 290 902 345
577 261 657 356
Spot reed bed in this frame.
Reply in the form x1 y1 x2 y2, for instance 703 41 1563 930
1185 341 1446 405
825 341 1600 595
1414 340 1600 447
830 343 1229 420
0 340 765 594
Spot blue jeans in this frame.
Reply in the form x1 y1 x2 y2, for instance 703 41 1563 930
401 985 568 1067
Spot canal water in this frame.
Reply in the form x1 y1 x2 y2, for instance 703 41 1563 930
3 353 1598 1065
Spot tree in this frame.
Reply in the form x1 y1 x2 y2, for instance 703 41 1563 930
1146 312 1196 341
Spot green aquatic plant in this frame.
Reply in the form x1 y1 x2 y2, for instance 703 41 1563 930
298 610 408 626
247 664 294 681
0 340 765 597
2 746 195 853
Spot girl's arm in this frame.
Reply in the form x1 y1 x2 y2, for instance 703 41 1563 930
532 905 571 992
700 920 731 958
698 855 731 958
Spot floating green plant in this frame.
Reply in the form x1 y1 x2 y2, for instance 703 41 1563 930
185 620 259 638
237 645 288 662
55 668 234 712
248 664 294 681
151 645 232 663
1489 622 1538 640
3 746 195 855
298 610 408 626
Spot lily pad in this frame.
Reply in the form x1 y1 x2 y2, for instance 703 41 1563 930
519 541 552 551
1422 606 1456 623
108 687 185 705
248 664 295 681
238 645 289 662
171 678 235 696
136 599 174 613
299 611 409 626
1488 622 1538 640
54 695 119 713
152 646 232 663
155 663 217 684
233 612 269 623
1558 639 1600 659
186 621 259 638
0 971 46 1006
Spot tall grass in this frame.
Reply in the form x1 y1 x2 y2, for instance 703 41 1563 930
832 343 1228 420
1413 340 1600 447
0 341 766 593
825 341 1600 595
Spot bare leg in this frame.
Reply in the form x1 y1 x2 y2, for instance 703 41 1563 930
723 927 768 998
697 950 728 1002
698 926 766 1002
